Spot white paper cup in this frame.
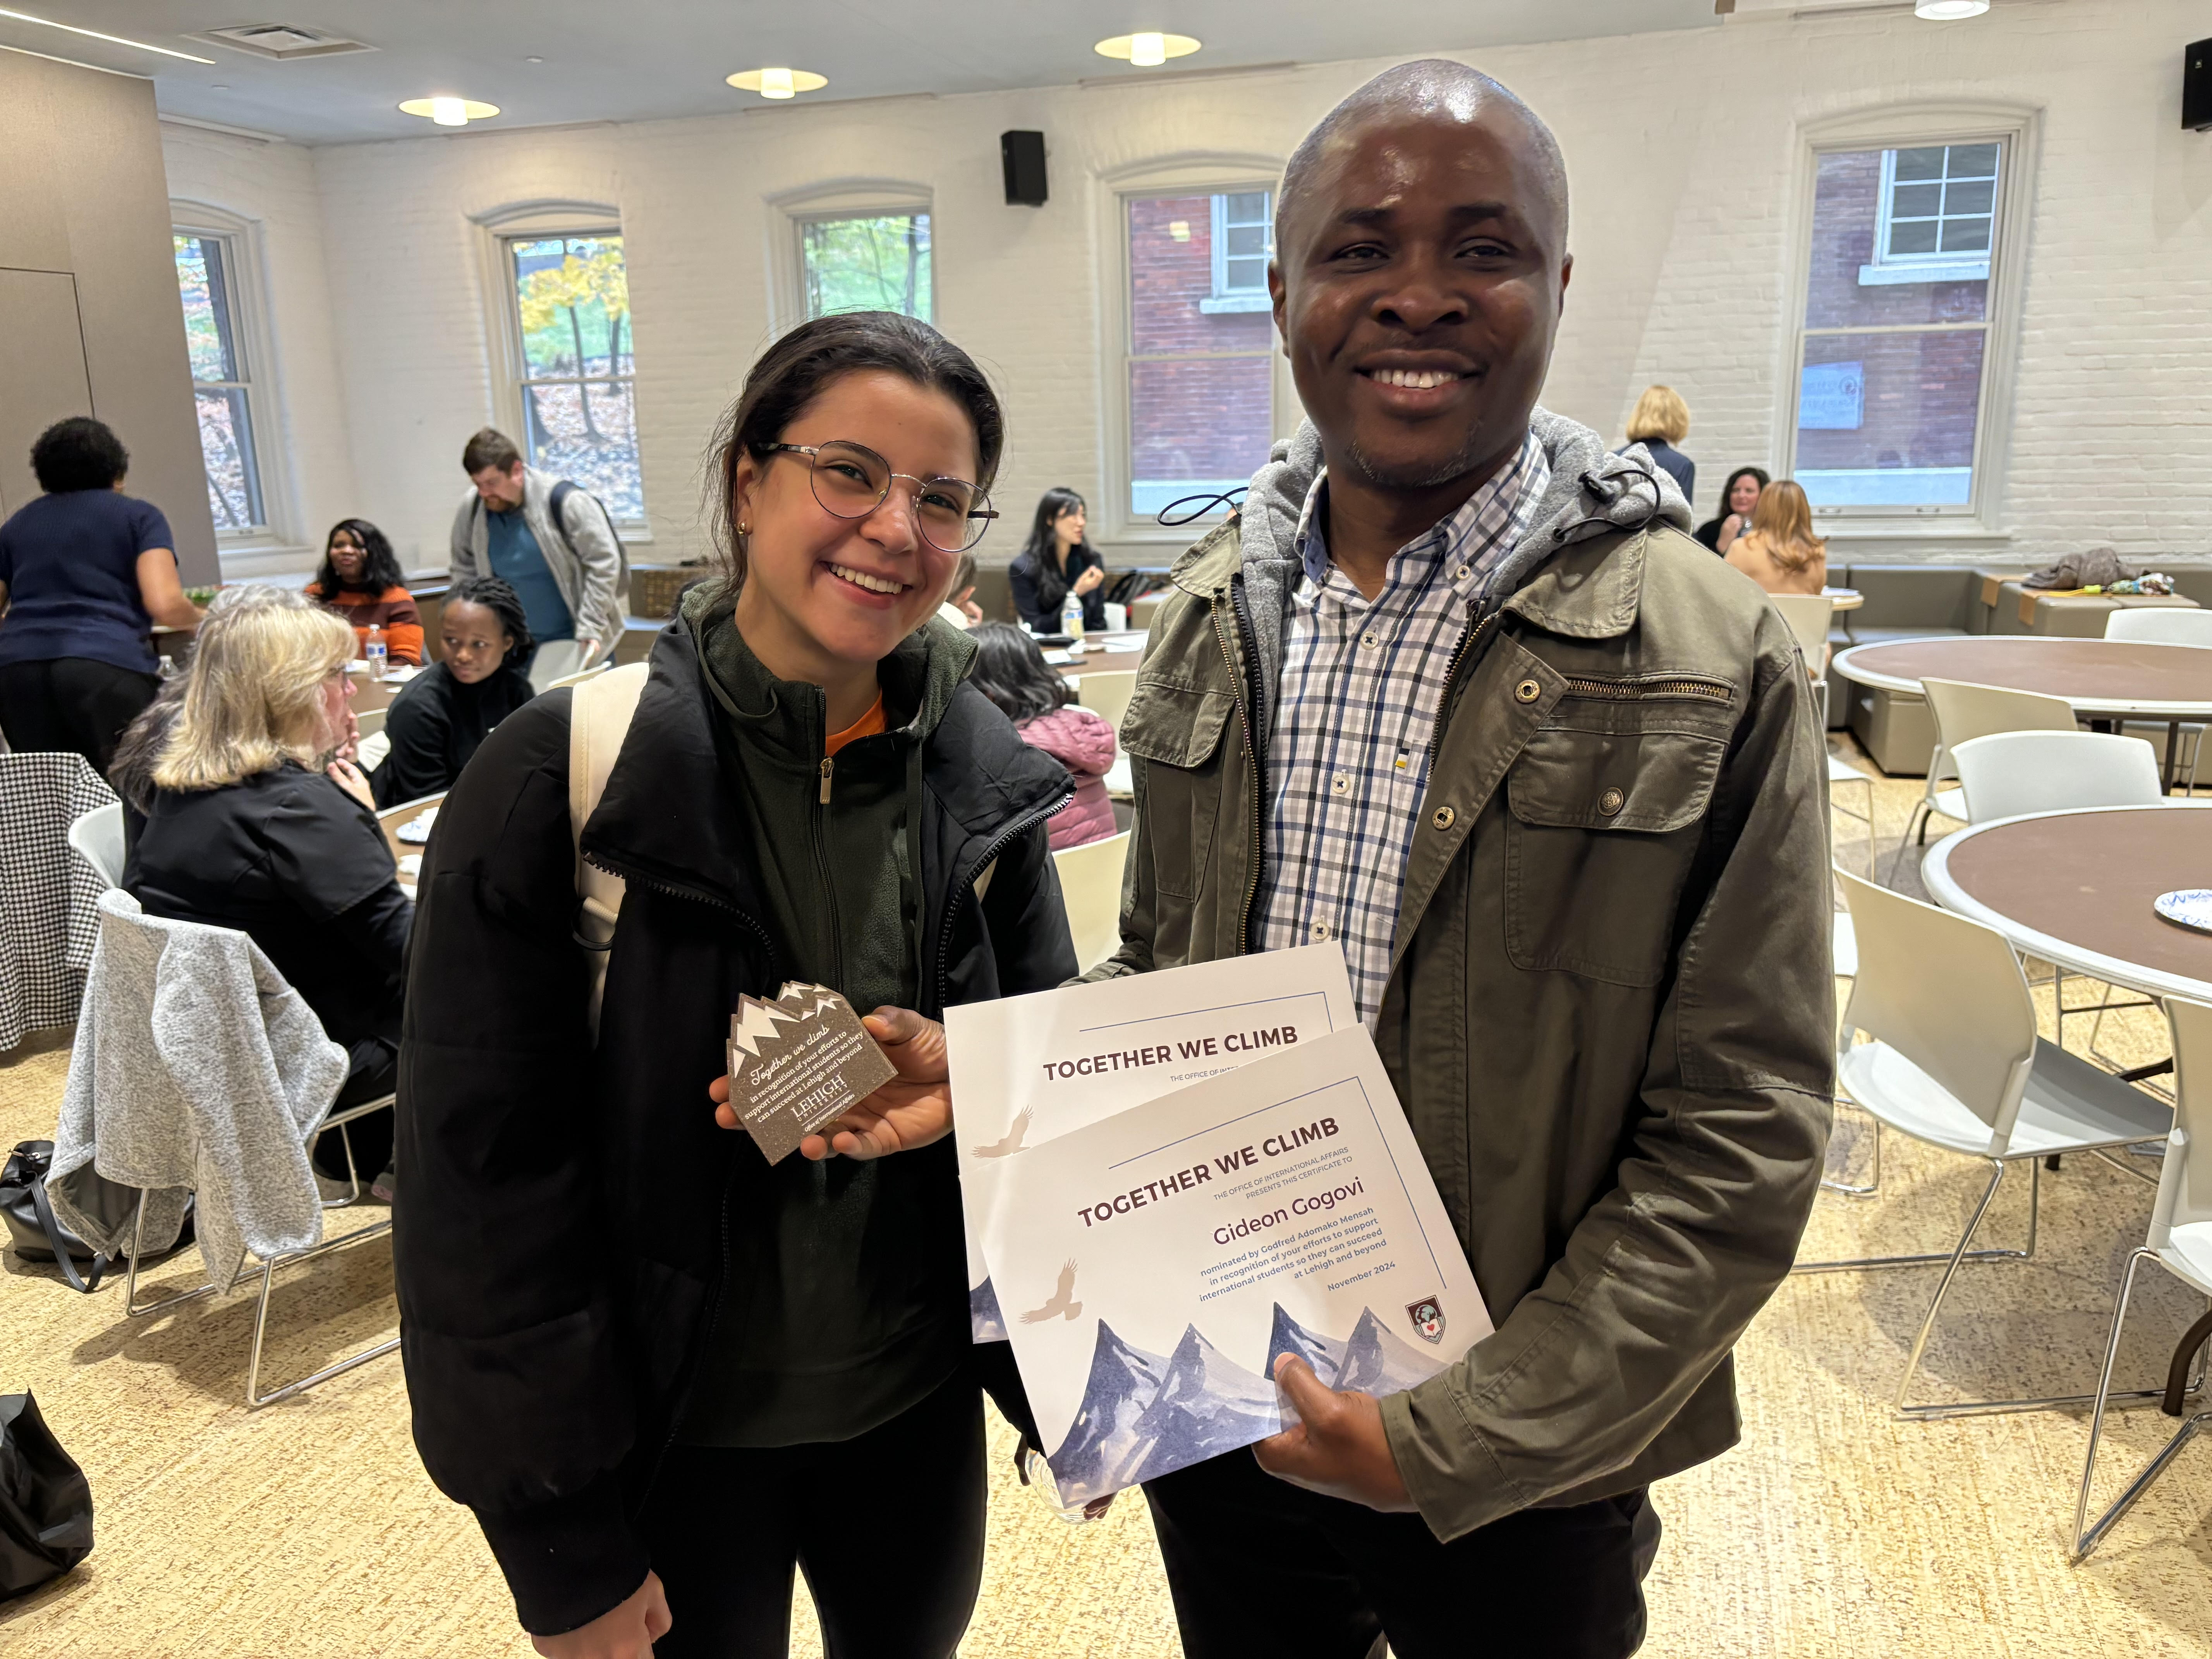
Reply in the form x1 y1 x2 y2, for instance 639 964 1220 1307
1104 602 1128 633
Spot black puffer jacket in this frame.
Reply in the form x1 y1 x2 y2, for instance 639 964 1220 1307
393 619 1076 1635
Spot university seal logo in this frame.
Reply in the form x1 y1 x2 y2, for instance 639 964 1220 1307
1406 1296 1444 1345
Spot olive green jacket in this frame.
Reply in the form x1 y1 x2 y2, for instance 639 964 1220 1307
1093 412 1834 1541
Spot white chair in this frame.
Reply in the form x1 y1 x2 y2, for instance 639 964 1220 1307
353 705 388 738
2073 994 2212 1559
1891 678 2080 881
2106 608 2212 648
527 640 591 693
1769 593 1835 684
67 803 126 889
545 661 611 692
1051 830 1130 975
1797 873 2173 1419
1827 753 1876 878
1075 670 1138 733
1948 730 2164 823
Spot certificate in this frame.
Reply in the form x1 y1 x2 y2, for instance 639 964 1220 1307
979 1025 1489 1508
946 946 1359 1340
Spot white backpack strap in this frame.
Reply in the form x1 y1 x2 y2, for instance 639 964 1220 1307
568 662 649 1038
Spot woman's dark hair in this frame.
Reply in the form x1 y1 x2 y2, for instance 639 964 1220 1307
108 674 188 814
1014 487 1091 615
32 417 129 493
705 311 1005 589
967 622 1073 723
442 575 533 669
1695 466 1771 545
314 519 405 595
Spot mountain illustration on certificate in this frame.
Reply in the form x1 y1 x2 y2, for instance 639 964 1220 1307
1043 1301 1450 1505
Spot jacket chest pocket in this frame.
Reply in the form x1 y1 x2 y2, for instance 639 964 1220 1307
1121 682 1235 901
1502 725 1725 987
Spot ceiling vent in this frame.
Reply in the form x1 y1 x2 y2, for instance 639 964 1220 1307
194 24 376 60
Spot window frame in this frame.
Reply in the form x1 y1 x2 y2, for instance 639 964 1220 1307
1862 144 1999 287
1098 152 1297 547
170 204 285 547
1778 105 2039 539
472 200 649 534
1200 191 1274 314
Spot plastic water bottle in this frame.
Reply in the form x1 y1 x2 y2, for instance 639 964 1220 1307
1061 589 1085 647
364 624 387 681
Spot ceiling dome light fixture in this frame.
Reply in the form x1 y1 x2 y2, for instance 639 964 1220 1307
726 67 828 100
1094 32 1201 69
399 96 499 127
1913 0 1989 17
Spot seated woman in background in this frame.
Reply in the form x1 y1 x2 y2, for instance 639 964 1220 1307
1008 486 1106 633
967 622 1117 850
370 575 535 808
1725 478 1827 596
307 518 422 666
126 587 406 1194
1698 465 1768 554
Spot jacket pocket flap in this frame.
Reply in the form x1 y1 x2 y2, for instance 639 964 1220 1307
1507 726 1725 833
1120 682 1233 770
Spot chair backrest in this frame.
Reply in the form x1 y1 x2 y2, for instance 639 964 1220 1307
67 803 126 889
546 661 612 692
1836 871 2037 1151
353 705 388 738
1051 830 1130 975
2153 995 2212 1249
2104 608 2212 648
527 640 591 694
1918 677 2078 786
1949 730 2164 823
1768 594 1835 673
1075 670 1138 733
376 793 445 866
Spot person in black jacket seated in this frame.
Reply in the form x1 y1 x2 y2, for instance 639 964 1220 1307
394 311 1078 1659
1695 466 1768 554
126 587 407 1196
369 575 536 808
1007 485 1106 632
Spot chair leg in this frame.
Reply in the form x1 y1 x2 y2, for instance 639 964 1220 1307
124 1189 218 1319
1796 1148 2038 1273
1820 1110 1882 1197
2072 1251 2212 1561
243 1218 400 1409
1887 801 1931 886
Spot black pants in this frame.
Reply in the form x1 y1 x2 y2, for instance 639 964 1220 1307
313 1037 396 1179
0 656 159 776
1144 1448 1659 1659
639 1369 986 1659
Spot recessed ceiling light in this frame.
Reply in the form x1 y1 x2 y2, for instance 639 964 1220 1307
0 4 215 62
526 55 543 64
398 96 500 127
1094 32 1200 68
1913 0 1989 15
726 67 827 100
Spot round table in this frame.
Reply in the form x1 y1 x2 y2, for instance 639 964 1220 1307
1920 803 2212 1003
1049 631 1149 683
345 663 415 717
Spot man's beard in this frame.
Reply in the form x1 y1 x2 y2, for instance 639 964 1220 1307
1341 424 1499 492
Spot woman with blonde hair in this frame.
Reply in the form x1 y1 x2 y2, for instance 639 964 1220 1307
1725 478 1827 596
1621 384 1694 503
127 586 409 1192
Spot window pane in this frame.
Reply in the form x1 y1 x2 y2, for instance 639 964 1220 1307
522 380 643 523
514 235 632 380
1948 143 2000 178
195 386 263 530
1943 178 1994 216
1891 182 1942 219
1893 147 1945 182
1940 218 1991 253
802 215 933 320
1224 225 1268 259
173 234 241 383
1128 357 1272 517
1805 149 1988 327
1794 330 1985 507
1130 194 1271 349
1226 191 1268 225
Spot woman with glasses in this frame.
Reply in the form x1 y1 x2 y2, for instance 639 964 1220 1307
395 312 1077 1659
1008 485 1106 633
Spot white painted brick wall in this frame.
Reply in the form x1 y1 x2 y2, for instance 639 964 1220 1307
168 0 2212 574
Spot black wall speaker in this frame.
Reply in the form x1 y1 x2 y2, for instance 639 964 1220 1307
1002 131 1048 207
2188 40 2212 132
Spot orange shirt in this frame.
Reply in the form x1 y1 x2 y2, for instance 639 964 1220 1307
308 582 425 666
825 692 886 757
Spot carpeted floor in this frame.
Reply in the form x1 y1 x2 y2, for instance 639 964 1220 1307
2 738 2209 1657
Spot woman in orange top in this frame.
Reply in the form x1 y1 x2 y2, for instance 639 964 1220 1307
307 518 423 665
1724 479 1827 597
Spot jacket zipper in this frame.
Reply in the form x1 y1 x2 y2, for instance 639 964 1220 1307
1214 587 1268 957
813 752 843 987
1559 675 1733 704
932 792 1073 1006
1425 607 1503 765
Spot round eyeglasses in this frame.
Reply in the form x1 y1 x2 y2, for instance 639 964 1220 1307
764 440 998 554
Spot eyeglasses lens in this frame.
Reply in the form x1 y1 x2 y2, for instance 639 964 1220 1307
807 441 990 553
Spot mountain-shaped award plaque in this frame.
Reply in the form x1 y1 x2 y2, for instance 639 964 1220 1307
726 983 897 1164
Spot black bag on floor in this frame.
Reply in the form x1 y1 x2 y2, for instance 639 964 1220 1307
0 1391 92 1599
0 1140 193 1294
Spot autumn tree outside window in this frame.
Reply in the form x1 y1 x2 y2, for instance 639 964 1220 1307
504 233 644 523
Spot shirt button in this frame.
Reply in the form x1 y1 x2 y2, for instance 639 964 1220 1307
1599 787 1625 816
1330 772 1351 797
1431 805 1456 831
1513 678 1542 704
1361 631 1381 650
1309 921 1331 941
1453 565 1471 582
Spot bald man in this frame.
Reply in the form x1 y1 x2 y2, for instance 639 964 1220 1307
1095 62 1832 1657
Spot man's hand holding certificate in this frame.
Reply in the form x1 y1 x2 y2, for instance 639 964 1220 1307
947 954 1489 1510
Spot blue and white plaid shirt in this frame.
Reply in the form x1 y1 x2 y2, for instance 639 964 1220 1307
1257 433 1550 1025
